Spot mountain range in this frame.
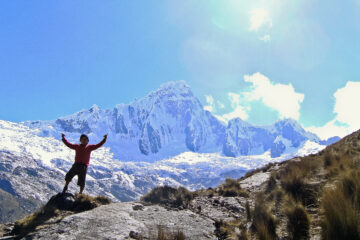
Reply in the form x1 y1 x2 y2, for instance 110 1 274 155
22 81 338 160
0 81 339 223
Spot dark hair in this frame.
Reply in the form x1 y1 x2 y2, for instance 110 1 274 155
80 134 89 142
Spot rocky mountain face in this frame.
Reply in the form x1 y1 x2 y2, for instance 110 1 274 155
22 81 330 161
22 81 226 161
223 118 321 158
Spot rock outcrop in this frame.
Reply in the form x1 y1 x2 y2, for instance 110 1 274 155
26 202 216 240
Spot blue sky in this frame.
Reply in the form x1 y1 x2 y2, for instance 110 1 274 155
1 0 360 139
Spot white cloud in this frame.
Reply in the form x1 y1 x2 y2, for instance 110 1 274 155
306 120 349 140
249 8 272 31
307 81 360 139
228 92 241 106
205 95 214 105
203 95 225 113
333 81 360 129
243 73 304 120
204 95 214 112
222 106 249 121
217 92 250 122
217 73 303 122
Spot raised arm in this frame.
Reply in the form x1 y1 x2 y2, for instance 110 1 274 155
61 134 77 150
88 134 107 151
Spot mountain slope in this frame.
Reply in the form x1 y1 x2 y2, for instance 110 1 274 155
4 130 359 239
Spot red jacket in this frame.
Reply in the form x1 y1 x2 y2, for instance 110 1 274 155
62 137 106 166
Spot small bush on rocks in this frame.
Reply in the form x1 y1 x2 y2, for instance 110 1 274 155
141 186 195 209
218 178 249 198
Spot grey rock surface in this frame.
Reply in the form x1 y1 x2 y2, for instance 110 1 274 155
25 202 216 240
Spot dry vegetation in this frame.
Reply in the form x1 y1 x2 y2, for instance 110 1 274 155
251 193 278 240
216 130 360 239
135 131 360 239
218 178 249 198
11 193 111 238
140 185 196 209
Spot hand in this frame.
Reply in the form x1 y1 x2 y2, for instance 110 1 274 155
103 134 108 140
61 133 65 138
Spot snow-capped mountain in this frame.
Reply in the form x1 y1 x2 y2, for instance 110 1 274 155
0 81 337 222
0 118 326 222
0 119 324 201
22 81 329 161
223 118 321 158
23 81 225 161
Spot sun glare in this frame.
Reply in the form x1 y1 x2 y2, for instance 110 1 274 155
249 8 272 31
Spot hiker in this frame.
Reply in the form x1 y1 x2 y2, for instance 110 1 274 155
61 133 107 194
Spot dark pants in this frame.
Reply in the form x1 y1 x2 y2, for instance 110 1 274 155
65 163 88 188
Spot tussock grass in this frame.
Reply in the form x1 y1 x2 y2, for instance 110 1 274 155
12 193 111 237
141 186 195 209
245 201 251 222
280 161 319 206
285 200 310 240
323 150 339 168
321 170 360 240
214 219 246 240
274 188 284 211
237 224 249 240
218 178 249 198
72 194 111 212
265 173 277 194
155 225 186 240
12 206 59 236
251 193 278 240
324 154 354 179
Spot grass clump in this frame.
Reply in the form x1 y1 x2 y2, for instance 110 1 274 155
155 225 186 240
285 200 310 240
11 193 111 237
265 173 277 193
214 219 246 240
280 164 318 206
245 201 252 222
251 193 278 240
72 194 111 212
321 170 360 240
141 186 195 209
12 206 59 236
218 178 249 198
